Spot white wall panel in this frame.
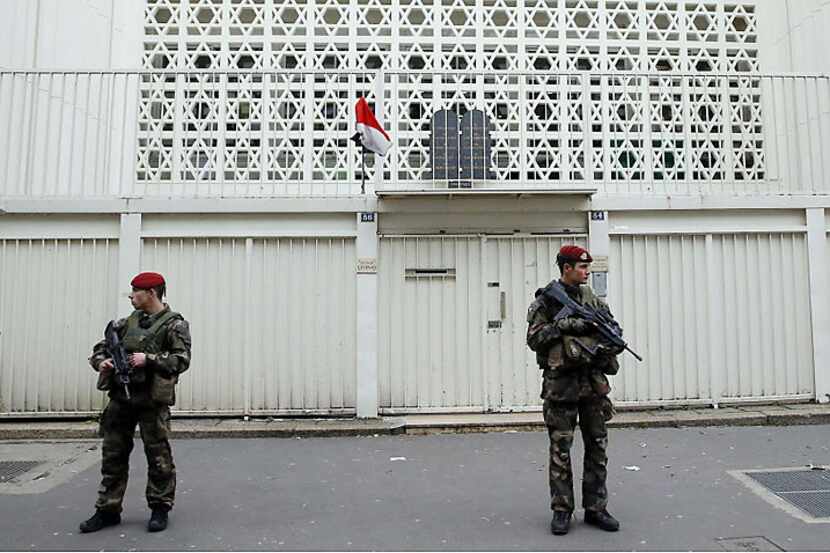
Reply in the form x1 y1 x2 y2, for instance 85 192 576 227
378 236 485 411
4 1 830 199
610 232 814 403
142 236 356 415
142 237 247 413
713 233 813 399
141 213 356 238
0 0 139 70
609 234 711 402
0 237 117 414
247 238 356 414
0 72 138 198
0 1 38 68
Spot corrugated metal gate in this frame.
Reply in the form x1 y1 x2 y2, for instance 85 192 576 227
0 219 820 417
142 237 357 415
0 238 117 414
378 234 587 413
609 232 815 404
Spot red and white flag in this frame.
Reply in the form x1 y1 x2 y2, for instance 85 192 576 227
355 96 391 156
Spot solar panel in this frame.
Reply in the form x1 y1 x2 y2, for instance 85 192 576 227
429 109 495 187
430 109 460 181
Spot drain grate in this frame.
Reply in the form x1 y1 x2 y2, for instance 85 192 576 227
716 536 783 552
746 470 830 493
745 469 830 520
0 461 44 482
777 491 830 518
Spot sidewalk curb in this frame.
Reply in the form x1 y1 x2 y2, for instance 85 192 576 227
0 421 408 441
0 405 828 440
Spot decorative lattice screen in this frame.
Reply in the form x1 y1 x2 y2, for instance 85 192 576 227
140 0 763 194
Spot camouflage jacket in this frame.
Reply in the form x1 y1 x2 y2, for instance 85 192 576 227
526 280 618 402
89 305 192 403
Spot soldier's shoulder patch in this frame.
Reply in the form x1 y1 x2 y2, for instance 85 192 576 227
112 317 129 335
170 318 189 331
169 319 192 347
527 297 548 323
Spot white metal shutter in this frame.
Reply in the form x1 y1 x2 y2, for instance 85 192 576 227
142 236 356 415
609 232 814 404
0 238 117 415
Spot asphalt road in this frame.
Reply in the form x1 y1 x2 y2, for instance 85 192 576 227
0 424 828 551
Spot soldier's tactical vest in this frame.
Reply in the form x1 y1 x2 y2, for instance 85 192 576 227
120 309 182 405
542 285 618 402
123 310 177 351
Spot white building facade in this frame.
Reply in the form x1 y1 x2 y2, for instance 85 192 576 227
0 0 828 417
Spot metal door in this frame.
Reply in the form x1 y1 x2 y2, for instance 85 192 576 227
378 234 586 413
378 236 485 412
483 235 588 411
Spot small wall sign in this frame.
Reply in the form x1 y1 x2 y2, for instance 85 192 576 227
357 257 377 274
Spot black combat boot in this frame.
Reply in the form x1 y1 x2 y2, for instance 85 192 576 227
584 509 620 532
147 508 169 532
79 510 121 533
550 511 572 535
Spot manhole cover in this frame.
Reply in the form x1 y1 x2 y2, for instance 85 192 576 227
716 536 783 552
0 461 44 482
731 468 830 523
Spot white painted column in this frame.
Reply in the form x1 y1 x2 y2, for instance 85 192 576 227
588 210 610 297
243 237 254 416
806 208 830 403
116 213 141 318
356 210 379 418
705 233 723 407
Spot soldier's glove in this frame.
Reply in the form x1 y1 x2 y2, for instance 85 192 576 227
558 317 594 336
536 325 560 347
603 343 626 357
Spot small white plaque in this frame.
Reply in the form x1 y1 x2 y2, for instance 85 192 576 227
357 257 377 274
591 255 609 272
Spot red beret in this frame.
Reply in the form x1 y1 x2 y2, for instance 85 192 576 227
131 272 165 289
558 245 593 263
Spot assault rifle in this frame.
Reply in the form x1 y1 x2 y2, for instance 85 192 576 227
543 281 643 362
104 320 132 399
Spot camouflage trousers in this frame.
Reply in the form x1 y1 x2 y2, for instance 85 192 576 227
95 399 176 513
543 396 612 514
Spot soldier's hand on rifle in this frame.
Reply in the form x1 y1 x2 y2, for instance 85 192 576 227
558 317 594 335
98 358 114 374
574 319 596 335
129 353 147 368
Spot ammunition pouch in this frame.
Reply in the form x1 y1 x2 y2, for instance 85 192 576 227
96 365 147 392
601 355 620 376
557 334 622 373
545 336 602 371
129 366 148 384
545 341 568 371
96 371 110 391
150 372 177 406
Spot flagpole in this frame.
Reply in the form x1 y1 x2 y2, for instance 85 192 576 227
361 146 366 195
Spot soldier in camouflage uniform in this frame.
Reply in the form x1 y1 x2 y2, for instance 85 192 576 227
526 245 621 535
80 272 191 534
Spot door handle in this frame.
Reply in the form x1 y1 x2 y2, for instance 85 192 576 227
500 291 506 320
